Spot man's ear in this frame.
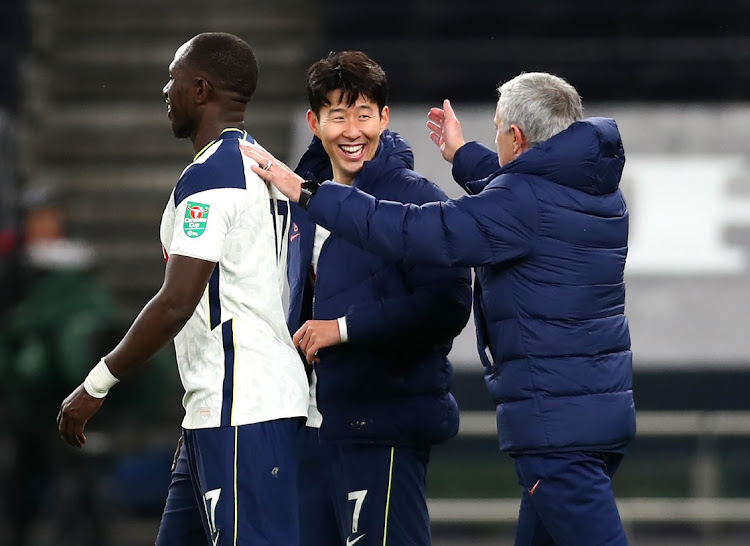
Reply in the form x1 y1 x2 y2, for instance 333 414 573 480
511 124 529 155
306 109 321 138
194 76 213 105
379 105 390 131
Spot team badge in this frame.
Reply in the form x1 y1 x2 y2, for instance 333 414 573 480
184 201 210 238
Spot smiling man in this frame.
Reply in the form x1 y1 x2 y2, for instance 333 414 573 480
307 89 383 183
287 51 471 546
248 71 634 546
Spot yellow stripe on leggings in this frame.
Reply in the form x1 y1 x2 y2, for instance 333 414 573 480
382 447 395 546
234 426 238 546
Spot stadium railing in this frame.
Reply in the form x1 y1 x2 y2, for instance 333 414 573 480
429 410 750 524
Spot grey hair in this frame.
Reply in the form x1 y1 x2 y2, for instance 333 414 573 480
496 72 583 146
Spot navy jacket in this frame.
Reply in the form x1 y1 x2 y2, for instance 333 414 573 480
288 130 472 447
305 118 636 454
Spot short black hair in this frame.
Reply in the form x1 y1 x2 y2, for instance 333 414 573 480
306 51 388 116
185 32 258 103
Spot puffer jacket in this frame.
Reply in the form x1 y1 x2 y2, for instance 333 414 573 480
288 130 472 446
304 118 636 453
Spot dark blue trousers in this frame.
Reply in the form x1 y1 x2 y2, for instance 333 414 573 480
156 419 300 546
298 426 432 546
512 451 628 546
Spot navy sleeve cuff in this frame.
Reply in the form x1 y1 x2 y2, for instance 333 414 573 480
451 142 497 187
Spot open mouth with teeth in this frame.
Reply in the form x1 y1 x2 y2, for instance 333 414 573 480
339 143 366 159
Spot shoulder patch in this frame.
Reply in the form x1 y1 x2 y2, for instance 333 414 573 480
183 201 210 238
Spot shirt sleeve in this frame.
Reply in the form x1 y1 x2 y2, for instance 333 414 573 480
337 316 348 343
168 188 239 263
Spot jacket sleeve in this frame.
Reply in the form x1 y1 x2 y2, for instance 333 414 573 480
343 176 473 348
307 174 538 268
451 142 501 195
344 268 472 349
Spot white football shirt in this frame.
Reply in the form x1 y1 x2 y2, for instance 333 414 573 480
159 128 309 429
304 225 331 429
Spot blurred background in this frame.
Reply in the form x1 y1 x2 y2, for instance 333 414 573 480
1 0 749 544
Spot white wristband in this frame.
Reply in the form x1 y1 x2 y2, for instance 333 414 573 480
83 359 120 398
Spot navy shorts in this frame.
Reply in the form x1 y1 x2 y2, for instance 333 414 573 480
155 419 300 546
298 426 431 546
512 450 628 546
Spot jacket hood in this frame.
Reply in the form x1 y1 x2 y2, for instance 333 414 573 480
295 129 415 186
502 117 625 196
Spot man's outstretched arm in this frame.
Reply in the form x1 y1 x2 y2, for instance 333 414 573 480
306 181 537 268
243 146 537 269
57 255 215 447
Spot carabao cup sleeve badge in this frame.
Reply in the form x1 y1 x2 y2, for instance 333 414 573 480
184 202 211 238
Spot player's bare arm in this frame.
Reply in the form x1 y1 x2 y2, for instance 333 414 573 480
293 319 342 365
57 255 216 448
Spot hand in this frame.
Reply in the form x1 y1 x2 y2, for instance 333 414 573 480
57 384 105 448
293 319 342 365
240 145 304 202
426 99 465 163
171 434 184 472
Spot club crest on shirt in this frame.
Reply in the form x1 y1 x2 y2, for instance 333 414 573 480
184 201 210 238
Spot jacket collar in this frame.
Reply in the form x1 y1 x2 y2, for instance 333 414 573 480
499 117 625 195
